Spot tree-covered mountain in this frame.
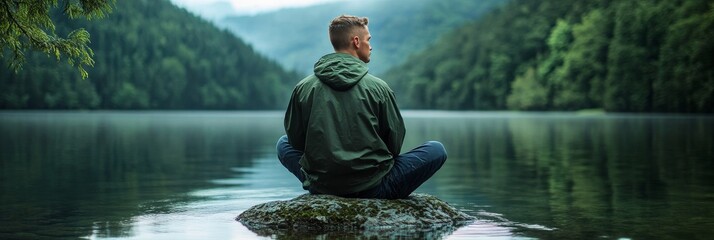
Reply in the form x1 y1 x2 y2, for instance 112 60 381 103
1 0 298 110
386 0 714 113
220 0 506 74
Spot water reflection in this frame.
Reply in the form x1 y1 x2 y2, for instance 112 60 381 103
404 112 714 239
0 111 284 239
1 111 712 239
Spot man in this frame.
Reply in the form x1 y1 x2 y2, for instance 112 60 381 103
277 15 446 199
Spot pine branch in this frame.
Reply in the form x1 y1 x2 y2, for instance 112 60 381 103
1 0 44 46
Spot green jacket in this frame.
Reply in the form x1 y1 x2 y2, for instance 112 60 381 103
284 53 406 195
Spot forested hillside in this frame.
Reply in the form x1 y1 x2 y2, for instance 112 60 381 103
1 0 298 110
386 0 714 113
221 0 505 74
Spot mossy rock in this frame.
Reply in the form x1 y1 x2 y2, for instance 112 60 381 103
236 193 474 236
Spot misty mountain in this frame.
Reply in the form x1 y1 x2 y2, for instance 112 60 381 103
220 0 506 74
1 0 297 109
184 1 237 21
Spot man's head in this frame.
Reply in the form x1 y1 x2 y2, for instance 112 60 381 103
329 15 372 63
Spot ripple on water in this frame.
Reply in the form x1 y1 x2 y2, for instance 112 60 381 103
444 209 555 239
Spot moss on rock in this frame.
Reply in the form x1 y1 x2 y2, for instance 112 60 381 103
236 193 474 235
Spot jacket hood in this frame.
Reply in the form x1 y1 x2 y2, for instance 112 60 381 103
314 53 368 91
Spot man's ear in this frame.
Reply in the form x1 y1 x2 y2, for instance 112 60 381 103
352 36 360 49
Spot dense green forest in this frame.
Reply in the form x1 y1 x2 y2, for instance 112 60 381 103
386 0 714 113
1 0 297 110
221 0 505 74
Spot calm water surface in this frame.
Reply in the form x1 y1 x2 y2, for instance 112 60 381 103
1 111 712 239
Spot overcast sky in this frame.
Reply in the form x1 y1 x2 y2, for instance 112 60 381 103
171 0 344 16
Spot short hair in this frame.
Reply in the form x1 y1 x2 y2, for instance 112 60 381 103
329 15 369 51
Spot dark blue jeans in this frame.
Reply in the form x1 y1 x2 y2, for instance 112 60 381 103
276 135 447 199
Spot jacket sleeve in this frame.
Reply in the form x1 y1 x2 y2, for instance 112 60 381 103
284 87 306 151
380 90 406 157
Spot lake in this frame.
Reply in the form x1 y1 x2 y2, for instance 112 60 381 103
1 111 712 239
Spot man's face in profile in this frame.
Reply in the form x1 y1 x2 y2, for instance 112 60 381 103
356 26 372 63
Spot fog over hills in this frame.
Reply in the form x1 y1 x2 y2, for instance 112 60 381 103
218 0 506 74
